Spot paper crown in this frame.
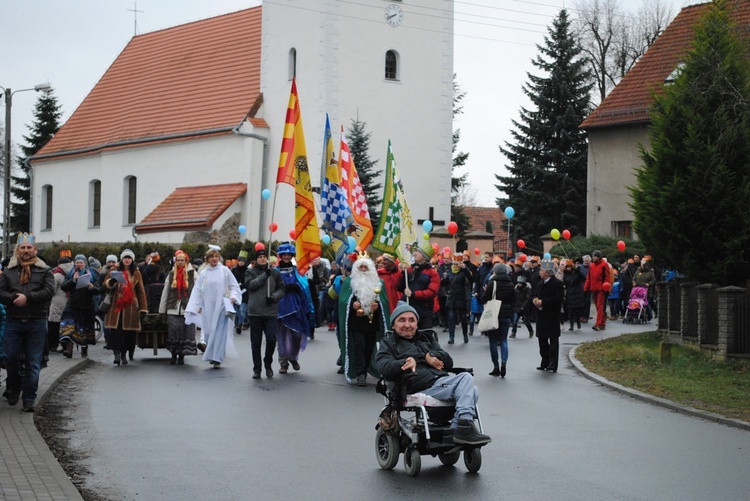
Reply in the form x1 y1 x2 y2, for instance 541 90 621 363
59 249 72 258
17 233 35 245
412 240 435 260
238 250 249 260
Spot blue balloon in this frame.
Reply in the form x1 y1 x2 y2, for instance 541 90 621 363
504 206 515 219
422 220 433 233
544 252 551 260
322 234 331 245
238 225 246 235
347 236 357 251
261 189 271 200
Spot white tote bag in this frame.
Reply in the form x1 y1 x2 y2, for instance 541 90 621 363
477 281 502 332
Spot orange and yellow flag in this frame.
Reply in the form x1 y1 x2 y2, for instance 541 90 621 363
277 79 302 186
339 127 373 250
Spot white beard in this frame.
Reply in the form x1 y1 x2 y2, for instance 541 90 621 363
350 264 380 315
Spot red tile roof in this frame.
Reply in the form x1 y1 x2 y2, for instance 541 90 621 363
135 182 247 233
462 206 508 245
35 7 262 159
581 2 728 129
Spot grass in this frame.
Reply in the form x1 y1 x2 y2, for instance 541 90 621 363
575 331 750 423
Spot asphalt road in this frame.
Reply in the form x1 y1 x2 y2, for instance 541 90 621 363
61 318 750 500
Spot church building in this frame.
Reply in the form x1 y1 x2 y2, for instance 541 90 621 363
31 0 454 245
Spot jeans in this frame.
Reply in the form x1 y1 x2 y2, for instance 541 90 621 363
487 318 511 369
249 316 277 373
236 303 248 329
3 319 47 403
512 311 533 334
420 372 479 427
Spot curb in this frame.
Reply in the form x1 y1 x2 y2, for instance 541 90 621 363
568 345 750 432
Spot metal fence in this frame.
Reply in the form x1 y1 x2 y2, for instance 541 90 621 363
703 287 719 346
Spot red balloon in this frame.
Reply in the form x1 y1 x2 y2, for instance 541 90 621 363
617 240 626 252
289 229 297 240
473 247 481 255
519 253 527 262
517 239 526 249
447 221 458 235
603 282 612 292
254 242 265 251
562 229 571 240
269 222 278 232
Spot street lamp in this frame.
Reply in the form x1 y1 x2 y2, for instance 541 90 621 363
1 82 51 258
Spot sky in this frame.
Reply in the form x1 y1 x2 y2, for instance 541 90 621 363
2 0 703 207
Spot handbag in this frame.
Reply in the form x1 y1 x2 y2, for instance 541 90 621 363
477 281 502 332
98 292 112 314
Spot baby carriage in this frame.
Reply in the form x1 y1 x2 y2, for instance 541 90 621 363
375 368 486 477
623 286 649 324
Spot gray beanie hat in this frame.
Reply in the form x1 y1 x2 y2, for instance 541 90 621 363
492 263 507 276
106 254 118 263
120 249 135 261
390 301 419 327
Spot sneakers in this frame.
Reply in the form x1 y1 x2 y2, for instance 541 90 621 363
22 401 36 413
453 419 491 446
509 331 516 338
328 323 336 331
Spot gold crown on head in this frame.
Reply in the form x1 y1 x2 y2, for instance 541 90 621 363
358 250 370 260
17 233 35 245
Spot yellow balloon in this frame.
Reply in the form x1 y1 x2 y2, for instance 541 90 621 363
551 228 560 240
423 233 430 240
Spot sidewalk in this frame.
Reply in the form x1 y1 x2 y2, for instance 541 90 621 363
0 353 89 501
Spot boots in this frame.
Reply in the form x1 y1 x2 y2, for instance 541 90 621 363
178 355 185 365
279 358 289 374
509 329 516 338
81 346 88 358
463 333 469 343
113 351 121 366
121 352 128 365
529 328 534 338
500 362 506 378
448 336 455 345
64 341 73 358
453 419 492 446
170 352 177 365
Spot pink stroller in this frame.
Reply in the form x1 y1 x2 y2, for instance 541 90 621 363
623 286 649 324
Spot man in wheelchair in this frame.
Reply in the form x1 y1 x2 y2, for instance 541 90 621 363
376 302 491 446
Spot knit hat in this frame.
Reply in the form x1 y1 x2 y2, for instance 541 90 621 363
74 254 86 263
106 254 118 264
256 248 268 258
278 242 296 255
174 250 190 262
390 301 419 327
88 257 102 269
592 250 603 258
120 249 135 261
492 263 508 275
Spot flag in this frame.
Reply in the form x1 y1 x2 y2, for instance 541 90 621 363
320 115 354 264
339 127 374 250
373 141 417 262
276 79 320 273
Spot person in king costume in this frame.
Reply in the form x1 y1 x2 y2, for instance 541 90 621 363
337 253 390 386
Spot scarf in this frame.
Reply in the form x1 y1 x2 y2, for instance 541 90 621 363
172 265 188 299
114 269 135 313
19 257 39 285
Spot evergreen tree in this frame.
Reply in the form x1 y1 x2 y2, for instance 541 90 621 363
631 0 750 286
346 119 382 231
11 88 61 234
451 76 470 237
496 9 592 251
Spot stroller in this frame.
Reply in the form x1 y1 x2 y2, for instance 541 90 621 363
623 286 649 324
375 368 486 477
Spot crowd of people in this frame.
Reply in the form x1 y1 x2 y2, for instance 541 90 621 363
0 232 660 414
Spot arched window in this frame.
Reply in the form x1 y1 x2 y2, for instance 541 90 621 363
89 180 101 228
124 176 137 225
289 47 297 80
41 185 53 230
385 50 399 81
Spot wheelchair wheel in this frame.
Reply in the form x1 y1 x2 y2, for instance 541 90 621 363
94 315 104 341
403 446 421 477
375 428 400 470
438 450 461 466
464 448 482 473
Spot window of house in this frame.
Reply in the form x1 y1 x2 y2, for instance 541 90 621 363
612 220 632 239
42 185 53 230
385 50 399 81
124 176 137 225
289 48 297 80
90 180 101 228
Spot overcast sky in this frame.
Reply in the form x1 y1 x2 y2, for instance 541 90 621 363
2 0 703 206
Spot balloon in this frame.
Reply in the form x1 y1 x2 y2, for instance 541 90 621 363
422 220 433 233
519 253 527 262
321 234 331 245
422 233 430 240
544 252 551 260
473 247 481 255
238 225 246 235
562 229 571 240
347 236 357 251
602 282 612 292
261 189 271 200
269 222 278 232
517 239 526 249
617 240 626 252
447 221 458 235
289 229 297 240
551 228 560 240
254 242 265 251
504 206 515 219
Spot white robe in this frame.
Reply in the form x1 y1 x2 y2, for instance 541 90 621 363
185 264 241 363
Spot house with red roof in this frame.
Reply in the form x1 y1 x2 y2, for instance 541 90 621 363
30 1 455 246
580 1 745 239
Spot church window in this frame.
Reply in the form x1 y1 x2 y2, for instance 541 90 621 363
42 185 53 230
124 176 137 225
90 180 101 228
289 48 297 80
385 50 399 81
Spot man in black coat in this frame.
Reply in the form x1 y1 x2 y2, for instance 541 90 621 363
532 260 564 373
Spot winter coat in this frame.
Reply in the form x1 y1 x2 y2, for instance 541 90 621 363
441 266 472 310
401 263 440 322
376 329 454 394
61 271 101 312
479 273 515 320
103 267 147 331
231 264 249 303
158 265 196 315
584 259 610 293
0 256 55 320
377 267 404 314
474 262 493 295
563 267 586 309
48 262 74 322
534 276 564 339
244 264 285 317
512 281 532 314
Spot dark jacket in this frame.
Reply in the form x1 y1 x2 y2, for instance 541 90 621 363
534 276 564 339
61 271 101 311
231 264 249 303
474 261 493 295
245 264 285 317
441 266 472 310
562 267 586 309
376 329 453 394
0 257 55 319
479 273 515 319
401 263 440 321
